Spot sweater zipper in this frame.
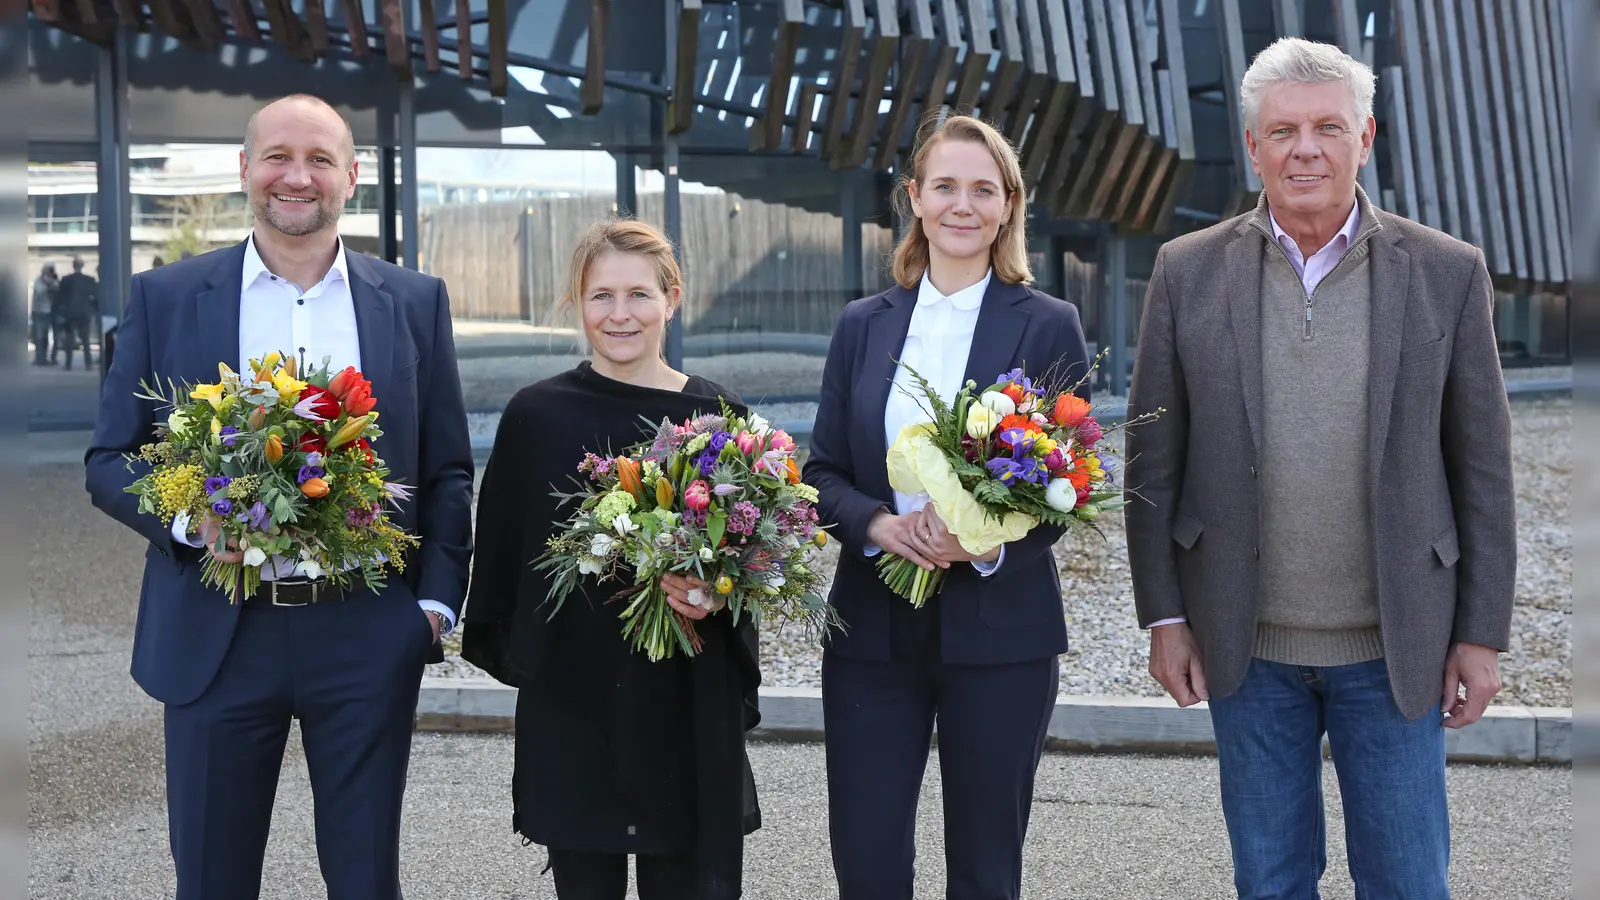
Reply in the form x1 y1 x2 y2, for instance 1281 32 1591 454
1252 221 1363 342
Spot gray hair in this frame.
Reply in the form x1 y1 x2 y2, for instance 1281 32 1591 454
1240 37 1376 132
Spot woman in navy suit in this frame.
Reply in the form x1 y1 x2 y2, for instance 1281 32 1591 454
802 114 1091 900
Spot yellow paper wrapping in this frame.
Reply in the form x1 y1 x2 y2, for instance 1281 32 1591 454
885 423 1037 556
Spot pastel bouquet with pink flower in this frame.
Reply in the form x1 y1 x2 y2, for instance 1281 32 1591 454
533 401 842 661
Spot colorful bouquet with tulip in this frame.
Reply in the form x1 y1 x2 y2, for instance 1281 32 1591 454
533 403 842 661
878 355 1159 606
124 352 419 602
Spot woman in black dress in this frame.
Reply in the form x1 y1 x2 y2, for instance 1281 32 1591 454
461 220 761 900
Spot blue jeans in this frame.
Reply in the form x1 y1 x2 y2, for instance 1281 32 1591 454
1208 657 1450 900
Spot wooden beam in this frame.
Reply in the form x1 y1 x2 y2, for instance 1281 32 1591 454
142 0 201 46
455 0 471 79
1142 0 1194 233
1382 66 1421 225
1331 0 1380 200
842 0 899 168
110 0 143 29
951 0 993 112
179 0 223 48
1003 0 1051 147
225 0 261 43
1112 0 1163 225
1436 0 1483 247
791 82 821 153
1475 0 1528 282
488 0 507 95
1019 0 1079 191
1494 0 1548 284
71 0 99 25
33 0 64 23
982 0 1025 132
1394 0 1441 228
1456 0 1511 277
577 0 608 112
1531 0 1571 282
1513 0 1564 283
418 0 442 72
1035 0 1097 206
819 0 867 161
260 0 315 62
921 0 965 121
669 0 701 133
1210 0 1258 217
1052 0 1121 217
1419 0 1462 236
872 0 934 170
305 0 332 57
752 0 804 151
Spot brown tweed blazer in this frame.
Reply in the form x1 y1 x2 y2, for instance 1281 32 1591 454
1124 193 1517 719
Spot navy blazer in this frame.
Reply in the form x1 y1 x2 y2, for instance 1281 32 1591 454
802 279 1091 666
84 241 476 706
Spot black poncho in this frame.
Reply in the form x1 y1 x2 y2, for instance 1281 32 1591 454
460 362 761 899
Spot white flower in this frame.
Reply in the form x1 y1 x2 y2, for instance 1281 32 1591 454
613 512 639 537
655 531 675 548
1045 478 1078 512
965 403 998 440
979 390 1016 417
166 409 191 435
746 412 772 435
589 533 616 557
687 586 714 610
242 546 268 567
698 547 714 562
299 558 324 580
577 557 604 575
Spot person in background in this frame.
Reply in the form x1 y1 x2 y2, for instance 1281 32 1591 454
57 256 98 371
1125 37 1515 900
461 218 762 900
802 113 1090 900
32 262 58 365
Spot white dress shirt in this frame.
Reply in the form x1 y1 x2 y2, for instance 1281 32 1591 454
1147 203 1362 631
866 269 1003 575
172 235 455 631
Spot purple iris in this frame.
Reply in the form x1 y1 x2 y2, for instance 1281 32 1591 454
246 500 271 531
211 499 234 516
305 451 324 468
987 458 1024 484
999 369 1046 396
998 427 1036 455
1100 457 1119 484
204 476 232 497
297 465 326 485
218 426 239 448
986 454 1047 487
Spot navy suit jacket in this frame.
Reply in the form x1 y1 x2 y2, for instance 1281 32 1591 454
802 279 1091 666
84 241 476 706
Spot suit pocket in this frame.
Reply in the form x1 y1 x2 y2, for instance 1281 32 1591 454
1431 526 1460 568
394 355 420 383
1172 511 1204 550
1399 335 1446 367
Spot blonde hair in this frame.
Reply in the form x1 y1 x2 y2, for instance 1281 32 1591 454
891 113 1032 289
562 217 685 308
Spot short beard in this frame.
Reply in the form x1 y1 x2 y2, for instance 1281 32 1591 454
251 190 344 238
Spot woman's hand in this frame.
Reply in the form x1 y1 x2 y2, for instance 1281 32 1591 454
662 572 723 620
866 510 944 570
912 507 999 565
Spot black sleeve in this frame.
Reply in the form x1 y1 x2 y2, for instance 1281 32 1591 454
458 391 536 685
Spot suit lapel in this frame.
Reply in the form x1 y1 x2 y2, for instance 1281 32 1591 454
1366 223 1411 478
1225 221 1266 459
859 286 916 497
193 241 247 376
347 252 395 416
961 280 1030 388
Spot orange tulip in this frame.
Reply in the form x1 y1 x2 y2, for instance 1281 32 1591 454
785 458 801 484
300 477 330 498
343 382 378 417
1053 393 1091 428
616 457 642 497
264 434 284 464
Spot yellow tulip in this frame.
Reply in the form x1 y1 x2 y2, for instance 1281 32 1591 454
329 414 372 449
211 416 223 437
714 575 734 595
272 370 308 403
190 382 226 409
265 434 284 463
261 350 282 370
655 476 675 510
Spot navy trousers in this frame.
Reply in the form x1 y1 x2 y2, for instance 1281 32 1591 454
822 596 1059 900
163 589 435 900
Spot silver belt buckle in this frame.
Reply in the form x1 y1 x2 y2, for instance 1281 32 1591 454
269 581 315 607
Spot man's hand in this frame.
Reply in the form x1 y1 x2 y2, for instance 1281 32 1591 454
866 510 942 570
196 515 244 564
424 610 443 643
913 507 999 565
1441 642 1502 728
1149 622 1209 707
662 572 724 620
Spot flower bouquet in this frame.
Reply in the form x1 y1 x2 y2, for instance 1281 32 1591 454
124 352 419 602
533 403 842 662
878 356 1158 606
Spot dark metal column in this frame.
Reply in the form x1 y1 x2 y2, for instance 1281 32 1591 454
398 79 420 271
95 28 131 379
615 153 638 217
841 170 864 302
662 0 684 370
1106 229 1127 398
379 147 399 264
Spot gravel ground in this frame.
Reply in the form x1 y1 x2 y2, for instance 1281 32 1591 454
437 394 1572 709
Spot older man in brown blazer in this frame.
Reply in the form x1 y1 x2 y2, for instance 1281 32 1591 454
1125 37 1515 900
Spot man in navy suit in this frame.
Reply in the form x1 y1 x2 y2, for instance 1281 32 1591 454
84 94 474 899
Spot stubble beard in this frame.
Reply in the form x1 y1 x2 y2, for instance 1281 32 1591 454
251 188 344 238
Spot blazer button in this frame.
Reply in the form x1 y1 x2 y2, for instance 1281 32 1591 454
1250 466 1258 478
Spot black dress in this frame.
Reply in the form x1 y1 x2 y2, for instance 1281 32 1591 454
460 361 761 899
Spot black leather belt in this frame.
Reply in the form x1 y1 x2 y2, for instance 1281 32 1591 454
247 579 348 607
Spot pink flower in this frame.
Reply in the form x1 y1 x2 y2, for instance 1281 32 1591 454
769 430 795 452
684 480 711 512
736 431 761 456
1045 448 1066 472
1076 485 1091 506
1075 418 1104 447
